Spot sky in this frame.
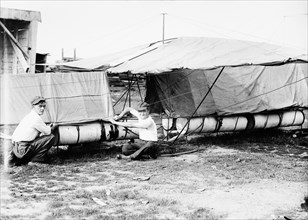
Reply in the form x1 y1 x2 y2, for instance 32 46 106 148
1 0 307 63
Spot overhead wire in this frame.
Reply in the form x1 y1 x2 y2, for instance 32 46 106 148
170 14 305 57
171 13 270 42
170 13 304 50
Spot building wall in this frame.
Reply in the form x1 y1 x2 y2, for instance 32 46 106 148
0 8 40 75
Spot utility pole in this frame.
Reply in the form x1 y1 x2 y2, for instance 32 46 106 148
161 13 167 44
74 48 76 60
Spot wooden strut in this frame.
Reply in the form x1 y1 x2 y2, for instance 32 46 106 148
0 21 29 60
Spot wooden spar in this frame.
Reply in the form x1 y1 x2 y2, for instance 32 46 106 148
0 21 29 60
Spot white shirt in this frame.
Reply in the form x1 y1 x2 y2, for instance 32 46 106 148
130 109 157 141
12 109 51 142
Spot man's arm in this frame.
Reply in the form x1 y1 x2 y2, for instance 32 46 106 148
35 118 52 135
114 107 136 120
110 118 151 129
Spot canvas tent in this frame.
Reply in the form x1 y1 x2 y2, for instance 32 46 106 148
106 37 308 118
109 37 307 73
0 71 114 125
2 36 306 143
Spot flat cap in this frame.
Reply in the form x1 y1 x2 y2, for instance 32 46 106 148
137 102 149 111
31 96 46 105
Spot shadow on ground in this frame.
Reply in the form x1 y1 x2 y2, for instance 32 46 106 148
1 129 308 166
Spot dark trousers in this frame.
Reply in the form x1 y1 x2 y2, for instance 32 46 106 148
122 140 158 160
12 130 58 164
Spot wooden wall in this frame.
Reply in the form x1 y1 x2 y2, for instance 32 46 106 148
0 8 40 75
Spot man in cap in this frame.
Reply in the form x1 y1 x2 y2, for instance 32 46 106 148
10 96 59 165
110 102 159 160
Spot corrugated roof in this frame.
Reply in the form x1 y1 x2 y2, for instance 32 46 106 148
0 7 41 22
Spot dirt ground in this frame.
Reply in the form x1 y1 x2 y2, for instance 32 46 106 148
1 130 308 220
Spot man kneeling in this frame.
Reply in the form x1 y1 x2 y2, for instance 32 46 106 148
10 96 59 166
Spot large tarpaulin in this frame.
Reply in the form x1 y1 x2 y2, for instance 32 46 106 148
145 63 308 117
0 71 114 125
109 37 307 73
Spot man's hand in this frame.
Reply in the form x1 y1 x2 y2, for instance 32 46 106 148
109 118 117 124
51 123 59 132
113 115 121 121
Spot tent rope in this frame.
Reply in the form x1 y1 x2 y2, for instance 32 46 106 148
121 73 135 110
113 79 137 107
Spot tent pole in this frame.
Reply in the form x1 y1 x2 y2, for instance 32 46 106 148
122 91 129 111
128 73 132 107
171 67 225 145
136 74 143 102
161 13 167 44
122 73 131 111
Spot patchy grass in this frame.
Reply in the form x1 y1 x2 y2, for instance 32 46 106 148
185 208 223 220
1 129 308 219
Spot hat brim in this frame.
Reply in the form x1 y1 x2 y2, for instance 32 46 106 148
31 98 46 105
137 107 147 111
